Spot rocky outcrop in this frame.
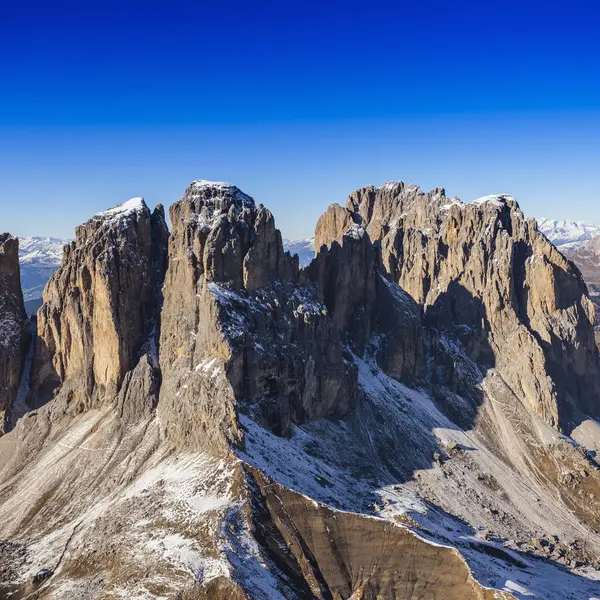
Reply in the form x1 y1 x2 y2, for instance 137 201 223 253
158 181 356 446
33 198 168 406
316 182 600 430
0 233 29 433
247 467 510 600
307 224 426 381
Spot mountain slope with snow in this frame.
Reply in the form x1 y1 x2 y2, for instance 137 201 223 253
1 184 600 599
282 237 315 266
537 218 600 248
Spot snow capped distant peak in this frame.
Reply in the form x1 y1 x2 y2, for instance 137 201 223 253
18 236 71 308
95 197 147 220
471 194 515 207
282 237 315 249
189 180 254 208
282 237 316 267
537 217 600 247
18 236 68 267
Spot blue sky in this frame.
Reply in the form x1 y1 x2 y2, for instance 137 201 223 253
1 0 600 239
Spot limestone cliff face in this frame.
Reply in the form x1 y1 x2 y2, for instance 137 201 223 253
307 224 426 382
0 233 28 433
158 181 356 446
34 198 168 405
315 182 600 429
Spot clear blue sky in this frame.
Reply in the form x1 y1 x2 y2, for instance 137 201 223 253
1 0 600 239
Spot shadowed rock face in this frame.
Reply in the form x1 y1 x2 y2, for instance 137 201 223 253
316 182 600 430
33 198 169 406
0 233 29 433
158 181 356 446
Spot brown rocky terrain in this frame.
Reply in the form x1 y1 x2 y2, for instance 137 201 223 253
316 183 600 431
0 181 599 599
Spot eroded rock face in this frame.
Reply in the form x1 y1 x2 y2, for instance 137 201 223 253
247 467 508 600
0 233 29 433
33 198 168 405
307 224 426 382
158 181 355 445
316 182 600 429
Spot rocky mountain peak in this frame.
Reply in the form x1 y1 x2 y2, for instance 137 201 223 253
175 180 255 232
2 180 600 599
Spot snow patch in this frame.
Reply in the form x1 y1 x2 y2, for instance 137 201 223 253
471 194 513 208
93 198 146 225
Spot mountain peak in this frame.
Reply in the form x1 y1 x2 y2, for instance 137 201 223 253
187 180 255 208
93 197 147 222
2 179 600 599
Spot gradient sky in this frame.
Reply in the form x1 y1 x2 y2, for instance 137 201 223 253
2 0 600 240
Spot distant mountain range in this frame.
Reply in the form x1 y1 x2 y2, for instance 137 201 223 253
537 218 600 247
18 236 69 314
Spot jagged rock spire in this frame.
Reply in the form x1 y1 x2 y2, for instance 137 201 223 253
0 233 29 433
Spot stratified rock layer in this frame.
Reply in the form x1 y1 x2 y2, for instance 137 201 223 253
0 233 28 432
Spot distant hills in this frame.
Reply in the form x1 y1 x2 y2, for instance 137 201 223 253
537 218 600 247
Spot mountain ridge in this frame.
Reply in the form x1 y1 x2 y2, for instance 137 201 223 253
0 181 599 598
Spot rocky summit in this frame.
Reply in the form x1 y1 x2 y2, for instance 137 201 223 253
0 181 599 599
